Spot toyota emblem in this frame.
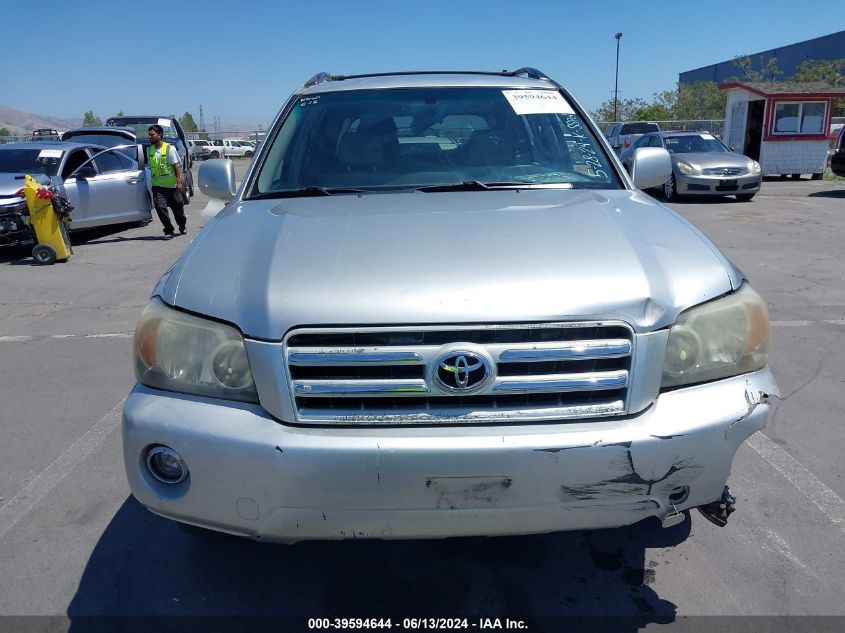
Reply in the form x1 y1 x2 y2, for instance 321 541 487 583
434 351 491 392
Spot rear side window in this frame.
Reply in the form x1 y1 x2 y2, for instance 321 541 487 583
620 122 659 135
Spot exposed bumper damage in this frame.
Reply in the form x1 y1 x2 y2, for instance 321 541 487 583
122 368 778 543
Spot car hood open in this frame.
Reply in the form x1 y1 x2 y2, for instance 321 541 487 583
161 189 741 339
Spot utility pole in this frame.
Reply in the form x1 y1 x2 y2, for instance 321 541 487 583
614 32 623 123
199 104 205 132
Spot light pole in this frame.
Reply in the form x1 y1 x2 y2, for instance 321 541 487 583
614 32 623 123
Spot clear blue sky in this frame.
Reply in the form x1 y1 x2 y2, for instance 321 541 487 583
1 0 841 128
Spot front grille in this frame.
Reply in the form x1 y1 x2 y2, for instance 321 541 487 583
702 167 744 176
284 322 634 425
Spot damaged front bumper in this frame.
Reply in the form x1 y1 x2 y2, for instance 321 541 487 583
122 367 778 542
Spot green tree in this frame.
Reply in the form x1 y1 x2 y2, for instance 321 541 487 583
674 81 727 120
0 127 11 138
792 59 845 114
591 97 648 124
179 112 199 132
730 55 783 82
83 110 102 126
115 110 124 117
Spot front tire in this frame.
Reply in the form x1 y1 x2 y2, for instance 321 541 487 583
663 174 678 201
210 151 220 159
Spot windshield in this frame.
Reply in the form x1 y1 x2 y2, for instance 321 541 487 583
253 87 620 195
664 134 729 154
0 148 63 176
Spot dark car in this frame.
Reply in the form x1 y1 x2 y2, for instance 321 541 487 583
832 126 845 177
105 115 194 203
30 128 61 141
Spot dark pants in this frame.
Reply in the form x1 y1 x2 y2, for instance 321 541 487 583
152 186 186 235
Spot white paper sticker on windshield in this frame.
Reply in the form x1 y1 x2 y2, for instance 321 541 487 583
158 118 171 126
38 149 63 158
502 90 574 115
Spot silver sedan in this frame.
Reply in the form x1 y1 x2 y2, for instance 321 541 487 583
622 131 762 201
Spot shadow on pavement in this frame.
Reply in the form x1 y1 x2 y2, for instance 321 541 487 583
67 496 686 631
808 189 845 198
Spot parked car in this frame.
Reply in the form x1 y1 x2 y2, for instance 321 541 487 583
606 121 661 156
62 126 139 160
30 128 61 141
105 115 193 204
208 139 226 159
622 131 762 201
123 67 776 544
0 141 151 240
831 126 845 177
221 139 254 158
188 139 212 161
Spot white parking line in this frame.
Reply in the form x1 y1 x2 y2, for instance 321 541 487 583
771 319 845 327
0 333 133 343
747 433 845 533
0 399 125 541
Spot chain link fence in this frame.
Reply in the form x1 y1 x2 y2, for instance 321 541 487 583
596 120 726 138
0 129 268 144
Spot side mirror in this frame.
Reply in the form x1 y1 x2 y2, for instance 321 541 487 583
198 159 236 201
630 147 672 190
73 165 97 180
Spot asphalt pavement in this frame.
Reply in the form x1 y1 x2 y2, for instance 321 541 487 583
1 165 844 632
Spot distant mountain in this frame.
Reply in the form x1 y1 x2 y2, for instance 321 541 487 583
0 105 81 135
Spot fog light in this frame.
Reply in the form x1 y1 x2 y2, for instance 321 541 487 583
146 446 188 484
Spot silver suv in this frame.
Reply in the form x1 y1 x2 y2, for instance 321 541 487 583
123 68 777 543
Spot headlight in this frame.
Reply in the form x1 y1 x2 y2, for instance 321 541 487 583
750 161 761 175
661 284 770 389
676 161 700 176
134 297 259 403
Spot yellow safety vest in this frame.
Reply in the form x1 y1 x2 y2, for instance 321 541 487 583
148 142 178 187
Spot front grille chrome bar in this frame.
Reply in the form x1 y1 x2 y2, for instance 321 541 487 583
498 339 631 362
492 370 628 394
294 379 430 396
289 350 424 366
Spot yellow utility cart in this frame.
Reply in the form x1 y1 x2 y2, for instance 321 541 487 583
21 174 72 265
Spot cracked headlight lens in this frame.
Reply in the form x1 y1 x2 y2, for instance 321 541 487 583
676 160 700 176
661 284 770 389
134 297 258 403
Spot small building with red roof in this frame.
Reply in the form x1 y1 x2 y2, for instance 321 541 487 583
719 81 845 179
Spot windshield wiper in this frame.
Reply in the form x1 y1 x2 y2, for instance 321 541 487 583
415 180 525 193
246 186 367 200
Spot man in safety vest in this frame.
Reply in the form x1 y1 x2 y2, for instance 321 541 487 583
147 125 186 240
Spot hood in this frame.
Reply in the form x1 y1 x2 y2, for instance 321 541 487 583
0 172 52 200
162 189 740 339
672 151 754 170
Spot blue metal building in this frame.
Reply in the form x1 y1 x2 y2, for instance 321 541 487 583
680 30 845 85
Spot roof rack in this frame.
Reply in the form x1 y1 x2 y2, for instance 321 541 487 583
303 72 333 88
300 68 556 88
508 67 551 82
